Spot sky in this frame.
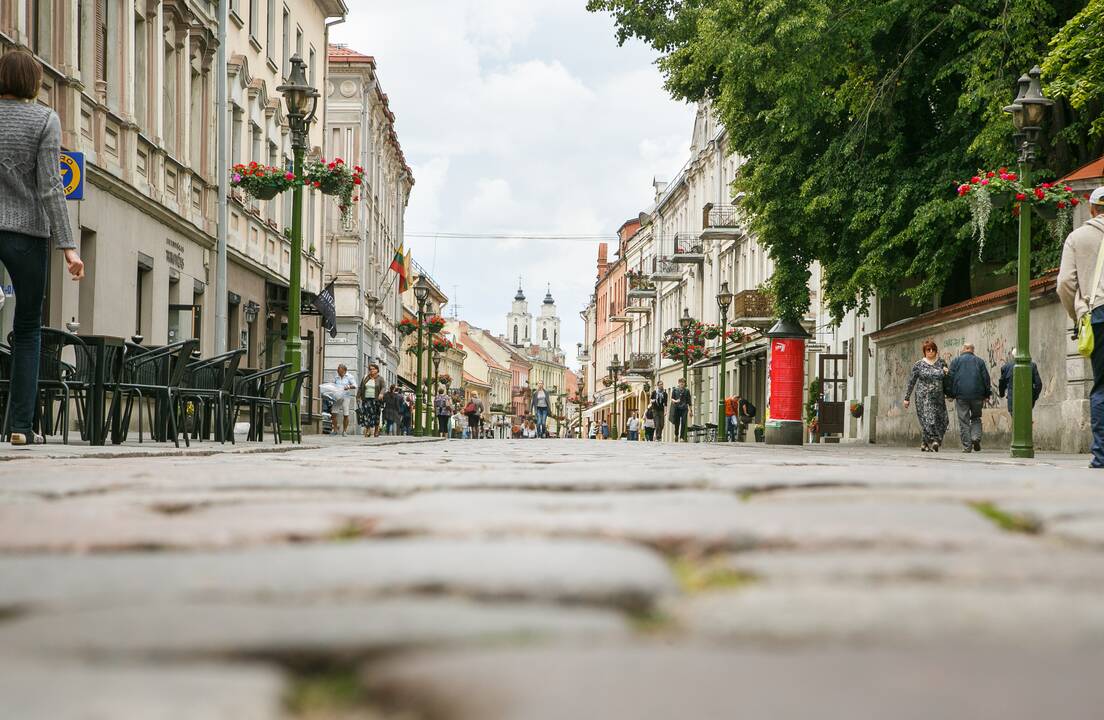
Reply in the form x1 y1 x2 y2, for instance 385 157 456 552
331 1 696 369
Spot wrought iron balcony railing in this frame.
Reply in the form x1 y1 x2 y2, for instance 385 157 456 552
706 204 741 229
650 255 681 280
672 232 704 261
628 352 656 372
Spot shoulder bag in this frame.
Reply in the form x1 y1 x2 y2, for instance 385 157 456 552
1077 219 1104 358
941 360 955 398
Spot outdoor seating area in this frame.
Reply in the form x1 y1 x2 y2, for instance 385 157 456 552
0 329 309 447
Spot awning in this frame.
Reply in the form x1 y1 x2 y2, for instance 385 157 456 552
397 374 417 391
689 338 770 369
583 397 615 419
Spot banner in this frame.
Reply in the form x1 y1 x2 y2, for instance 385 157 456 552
313 280 338 339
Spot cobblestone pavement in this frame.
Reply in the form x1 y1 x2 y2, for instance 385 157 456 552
3 436 1104 719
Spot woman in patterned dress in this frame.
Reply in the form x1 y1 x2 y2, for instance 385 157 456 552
358 364 385 438
903 340 950 452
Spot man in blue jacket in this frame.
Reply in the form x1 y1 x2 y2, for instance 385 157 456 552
998 349 1043 414
948 343 993 452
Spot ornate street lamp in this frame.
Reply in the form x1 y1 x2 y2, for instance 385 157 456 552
412 275 431 437
608 354 623 440
275 55 319 439
577 378 585 439
678 308 695 440
1003 65 1053 459
716 282 734 441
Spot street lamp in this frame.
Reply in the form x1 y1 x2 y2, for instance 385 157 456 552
412 275 431 437
275 55 319 439
1003 65 1053 459
716 282 734 441
577 378 585 439
608 354 623 440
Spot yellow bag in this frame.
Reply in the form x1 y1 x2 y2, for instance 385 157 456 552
1079 229 1104 358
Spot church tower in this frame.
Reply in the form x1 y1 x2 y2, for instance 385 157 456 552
537 285 561 352
506 280 532 348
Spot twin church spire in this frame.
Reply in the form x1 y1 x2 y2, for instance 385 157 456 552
507 280 560 351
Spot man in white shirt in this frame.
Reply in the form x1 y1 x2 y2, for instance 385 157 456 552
331 364 357 436
626 411 641 441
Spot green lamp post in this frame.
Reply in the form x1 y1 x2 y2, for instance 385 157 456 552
275 55 319 440
577 378 585 439
716 282 734 441
412 275 431 437
679 308 695 441
1003 66 1053 459
608 354 623 441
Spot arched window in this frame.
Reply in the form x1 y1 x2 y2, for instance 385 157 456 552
513 325 518 344
542 328 547 341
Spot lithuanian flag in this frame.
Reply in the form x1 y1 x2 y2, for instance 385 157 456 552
399 250 412 293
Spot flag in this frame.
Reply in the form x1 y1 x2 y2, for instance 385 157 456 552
312 280 338 339
389 243 405 275
399 250 412 293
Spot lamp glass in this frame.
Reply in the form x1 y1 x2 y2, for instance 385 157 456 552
680 309 693 330
717 281 733 312
413 276 430 303
1021 99 1048 128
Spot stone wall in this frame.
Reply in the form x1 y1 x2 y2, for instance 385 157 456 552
872 283 1092 453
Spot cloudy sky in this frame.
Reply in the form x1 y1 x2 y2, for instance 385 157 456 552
332 1 696 368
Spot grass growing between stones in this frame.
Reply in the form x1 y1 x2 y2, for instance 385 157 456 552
286 667 416 720
670 555 757 594
626 607 678 635
969 501 1043 535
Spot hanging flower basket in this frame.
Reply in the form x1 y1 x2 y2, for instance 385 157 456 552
230 163 297 201
424 315 447 334
662 321 710 365
303 157 364 222
956 170 1080 254
616 382 631 393
850 401 864 419
397 318 419 337
1029 182 1078 240
430 336 454 353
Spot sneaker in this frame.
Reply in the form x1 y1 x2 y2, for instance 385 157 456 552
9 432 45 446
972 440 981 452
962 447 972 453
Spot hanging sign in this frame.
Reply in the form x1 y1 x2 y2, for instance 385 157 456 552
60 151 85 200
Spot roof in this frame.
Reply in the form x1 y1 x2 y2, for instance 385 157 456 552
328 44 375 66
458 325 509 372
1061 155 1104 184
462 371 491 389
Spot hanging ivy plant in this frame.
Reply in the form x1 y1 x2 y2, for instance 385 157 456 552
957 170 1080 257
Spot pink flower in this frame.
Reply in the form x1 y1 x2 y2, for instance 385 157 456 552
980 179 990 186
285 172 294 181
232 174 242 183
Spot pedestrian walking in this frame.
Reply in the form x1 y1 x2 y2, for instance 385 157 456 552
997 349 1043 414
464 393 483 439
903 340 950 452
626 411 640 441
382 385 402 436
724 394 739 441
0 50 85 446
531 382 552 438
328 364 357 436
434 386 452 438
669 378 692 442
1057 187 1104 467
643 407 656 441
357 364 385 438
600 419 610 440
650 381 668 440
947 342 992 452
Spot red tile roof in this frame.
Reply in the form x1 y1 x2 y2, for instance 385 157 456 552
328 44 375 65
1062 155 1104 183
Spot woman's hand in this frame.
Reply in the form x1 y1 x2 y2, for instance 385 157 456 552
903 399 910 408
943 366 949 375
63 249 84 280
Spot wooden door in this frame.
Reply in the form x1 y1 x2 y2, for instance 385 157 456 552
818 354 847 436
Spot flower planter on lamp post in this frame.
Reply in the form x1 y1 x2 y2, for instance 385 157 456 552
608 354 623 441
412 276 431 437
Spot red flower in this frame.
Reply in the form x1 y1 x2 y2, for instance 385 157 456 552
1008 173 1017 181
1015 193 1026 201
353 176 362 185
971 176 981 184
958 184 971 196
313 181 321 188
1064 186 1073 192
1042 182 1053 189
328 162 336 170
1057 201 1066 209
999 167 1008 173
1034 188 1045 199
285 172 294 181
1072 198 1080 206
249 161 258 168
986 171 995 178
334 158 344 165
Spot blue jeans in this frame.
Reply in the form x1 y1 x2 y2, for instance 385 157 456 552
726 415 738 441
0 232 48 437
1090 306 1104 467
535 406 549 437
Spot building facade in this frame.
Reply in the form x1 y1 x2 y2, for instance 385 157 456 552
321 43 413 389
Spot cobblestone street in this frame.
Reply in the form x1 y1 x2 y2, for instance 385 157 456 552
3 437 1104 719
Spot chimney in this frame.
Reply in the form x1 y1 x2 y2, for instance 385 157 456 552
597 243 608 279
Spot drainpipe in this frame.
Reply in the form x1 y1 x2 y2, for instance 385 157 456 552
214 0 229 354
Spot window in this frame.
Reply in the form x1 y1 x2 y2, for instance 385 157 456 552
248 0 258 41
133 10 146 130
136 257 153 336
281 7 290 78
164 37 176 154
29 0 53 66
250 123 261 166
513 325 518 345
231 107 242 164
308 46 316 86
295 27 302 62
266 0 275 63
97 0 109 84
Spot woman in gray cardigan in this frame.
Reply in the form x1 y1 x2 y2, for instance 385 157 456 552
0 50 84 446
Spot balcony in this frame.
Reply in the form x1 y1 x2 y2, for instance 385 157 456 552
704 204 742 229
650 255 681 282
625 294 651 314
626 272 657 299
628 352 656 374
730 289 774 327
608 302 632 324
577 348 590 363
671 232 705 264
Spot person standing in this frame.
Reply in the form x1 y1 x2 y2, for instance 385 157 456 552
626 411 640 441
643 407 656 441
382 385 402 436
650 381 669 440
948 343 992 453
669 378 692 442
1057 187 1104 467
357 364 385 438
531 382 552 438
903 340 950 452
434 386 452 438
0 51 84 446
464 393 483 439
600 419 611 440
724 394 739 442
736 395 757 441
329 364 357 436
997 349 1043 415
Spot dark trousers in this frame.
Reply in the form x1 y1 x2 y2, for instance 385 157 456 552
0 232 48 437
437 415 450 436
1090 307 1104 467
670 407 688 441
645 427 655 441
955 398 984 449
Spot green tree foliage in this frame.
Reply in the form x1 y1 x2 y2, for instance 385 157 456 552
589 0 1097 321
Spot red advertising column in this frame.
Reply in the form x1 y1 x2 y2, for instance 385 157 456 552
766 319 811 445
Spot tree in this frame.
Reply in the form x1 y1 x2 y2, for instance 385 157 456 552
589 0 1096 322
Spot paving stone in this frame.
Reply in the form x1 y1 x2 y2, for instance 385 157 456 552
724 548 1104 589
0 537 675 612
670 583 1104 647
364 644 1104 720
0 657 285 720
0 598 627 659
